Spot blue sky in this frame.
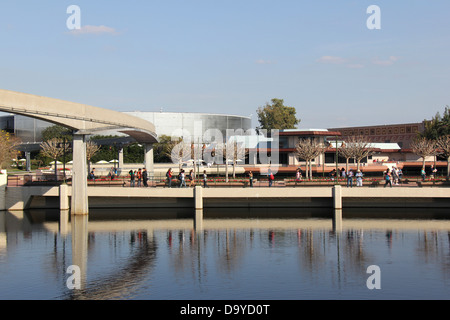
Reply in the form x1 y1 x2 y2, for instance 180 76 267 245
1 0 450 129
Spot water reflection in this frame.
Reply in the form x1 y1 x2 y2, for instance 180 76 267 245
0 208 449 300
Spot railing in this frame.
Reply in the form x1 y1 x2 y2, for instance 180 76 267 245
6 173 450 188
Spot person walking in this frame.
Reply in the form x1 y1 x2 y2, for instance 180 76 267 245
249 171 253 187
347 169 354 188
142 168 148 187
295 168 302 183
129 169 135 187
203 170 208 188
189 169 195 187
384 168 392 188
356 170 363 187
179 169 186 188
166 168 173 188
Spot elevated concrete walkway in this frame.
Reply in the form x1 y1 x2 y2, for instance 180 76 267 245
3 185 450 212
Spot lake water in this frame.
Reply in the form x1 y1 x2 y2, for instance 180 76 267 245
1 208 449 301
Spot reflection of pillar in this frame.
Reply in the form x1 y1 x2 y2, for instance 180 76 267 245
59 210 70 236
71 215 88 290
118 147 124 169
71 134 89 215
0 212 6 254
144 144 154 178
194 209 203 232
333 209 343 232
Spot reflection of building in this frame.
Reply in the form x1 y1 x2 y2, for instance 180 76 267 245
0 112 252 143
328 122 425 149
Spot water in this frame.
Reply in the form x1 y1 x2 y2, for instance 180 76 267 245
0 208 449 300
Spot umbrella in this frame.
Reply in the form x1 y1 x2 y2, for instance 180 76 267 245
67 160 74 164
109 159 119 163
18 159 27 162
96 160 109 164
49 161 63 165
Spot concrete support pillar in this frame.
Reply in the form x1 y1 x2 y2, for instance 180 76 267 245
333 185 342 210
25 152 31 171
195 186 203 210
59 184 69 211
0 170 7 211
144 144 154 179
118 147 124 169
71 134 89 215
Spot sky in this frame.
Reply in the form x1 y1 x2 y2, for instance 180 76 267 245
1 0 450 130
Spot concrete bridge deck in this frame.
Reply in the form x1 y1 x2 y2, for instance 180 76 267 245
3 185 450 212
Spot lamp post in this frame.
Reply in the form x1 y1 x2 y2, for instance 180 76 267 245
63 137 66 184
335 135 339 185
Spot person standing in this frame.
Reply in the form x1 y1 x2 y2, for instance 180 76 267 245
421 167 426 181
392 167 399 185
166 168 173 188
189 169 195 187
268 169 274 187
249 171 253 187
356 170 363 187
347 169 354 188
398 168 403 184
90 168 96 181
142 168 148 187
129 169 135 187
295 168 302 183
137 168 142 187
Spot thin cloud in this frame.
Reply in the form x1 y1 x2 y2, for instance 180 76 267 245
316 56 346 64
256 59 276 65
68 25 120 36
372 56 400 66
317 56 365 69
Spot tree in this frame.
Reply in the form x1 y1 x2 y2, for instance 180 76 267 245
257 98 300 131
0 130 21 169
86 140 101 175
338 141 354 174
435 135 450 178
295 139 324 180
410 137 437 170
345 136 374 171
42 125 73 141
40 138 70 180
216 140 247 181
154 135 179 163
421 106 450 139
170 141 191 171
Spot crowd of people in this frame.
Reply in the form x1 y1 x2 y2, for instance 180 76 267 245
88 165 439 188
